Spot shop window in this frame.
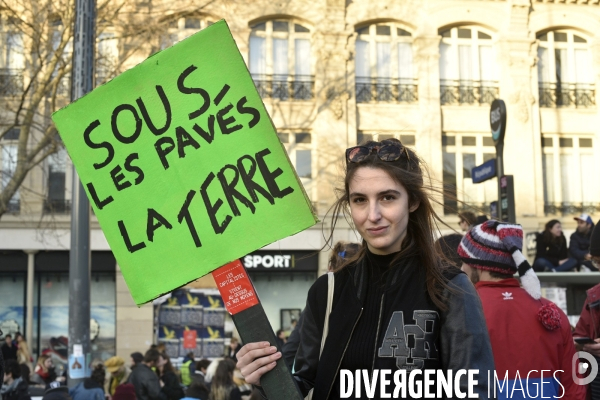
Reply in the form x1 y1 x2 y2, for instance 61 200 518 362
249 19 313 100
542 134 599 215
537 30 595 108
439 26 498 105
354 22 417 103
442 133 496 214
32 271 115 362
0 273 26 337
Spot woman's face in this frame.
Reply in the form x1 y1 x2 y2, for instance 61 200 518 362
550 222 562 237
349 167 417 255
43 358 53 369
157 356 167 368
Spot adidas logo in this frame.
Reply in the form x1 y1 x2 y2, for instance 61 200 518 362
502 292 513 300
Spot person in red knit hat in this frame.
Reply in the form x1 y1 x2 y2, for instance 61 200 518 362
112 384 136 400
573 219 600 399
459 220 585 400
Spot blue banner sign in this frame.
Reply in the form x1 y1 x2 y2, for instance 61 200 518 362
471 159 497 184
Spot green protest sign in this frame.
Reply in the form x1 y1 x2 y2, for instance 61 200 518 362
52 20 318 305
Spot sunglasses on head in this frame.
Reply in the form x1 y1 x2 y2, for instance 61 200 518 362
346 141 407 163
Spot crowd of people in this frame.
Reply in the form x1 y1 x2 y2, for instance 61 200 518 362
0 339 258 400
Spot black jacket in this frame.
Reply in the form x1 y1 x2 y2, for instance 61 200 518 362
1 344 17 362
535 233 568 266
129 364 167 400
160 371 184 400
570 225 594 262
292 255 495 399
2 378 30 400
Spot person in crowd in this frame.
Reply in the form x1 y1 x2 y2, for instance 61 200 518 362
458 211 477 232
273 331 285 351
129 349 166 400
112 384 137 400
1 336 17 362
282 241 361 369
180 384 207 400
42 384 71 400
156 353 183 400
104 356 131 397
224 340 239 363
574 219 600 398
533 219 578 272
180 353 195 387
209 360 241 400
130 353 144 370
31 355 57 387
475 214 489 225
69 364 105 400
189 360 210 390
17 365 29 387
434 233 463 269
570 213 596 272
236 138 494 398
459 220 584 399
13 334 31 371
1 360 31 400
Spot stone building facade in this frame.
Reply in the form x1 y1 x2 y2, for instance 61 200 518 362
1 0 599 361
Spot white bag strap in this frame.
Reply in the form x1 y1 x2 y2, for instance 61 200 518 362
320 271 334 357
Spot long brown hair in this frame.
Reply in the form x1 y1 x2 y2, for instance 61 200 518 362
541 219 564 246
326 138 453 310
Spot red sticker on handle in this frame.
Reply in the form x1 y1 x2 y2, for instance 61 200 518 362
212 260 259 315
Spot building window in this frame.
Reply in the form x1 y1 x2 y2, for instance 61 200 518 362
357 131 416 146
542 134 599 214
537 31 595 108
1 128 20 213
96 31 119 86
279 131 313 180
439 26 498 105
354 23 417 103
249 20 313 101
44 147 71 214
51 20 72 97
0 19 24 96
161 15 214 49
442 133 496 214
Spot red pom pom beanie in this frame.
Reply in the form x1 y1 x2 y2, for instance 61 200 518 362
459 221 561 330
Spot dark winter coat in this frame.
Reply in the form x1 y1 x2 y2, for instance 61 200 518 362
1 378 31 400
69 379 104 400
129 364 167 400
291 253 495 399
159 371 184 400
1 344 17 362
569 224 594 262
535 233 568 266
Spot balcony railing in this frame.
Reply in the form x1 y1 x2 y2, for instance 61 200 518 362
544 202 600 215
440 80 499 105
355 78 418 104
252 74 314 101
43 199 72 214
0 69 24 96
539 83 595 108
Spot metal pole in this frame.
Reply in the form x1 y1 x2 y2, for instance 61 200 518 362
25 250 36 348
496 142 504 221
68 0 95 388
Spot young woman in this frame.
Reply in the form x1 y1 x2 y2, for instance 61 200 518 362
14 332 32 370
156 353 184 400
236 139 495 399
69 364 105 400
209 359 241 400
31 355 57 387
533 219 578 272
